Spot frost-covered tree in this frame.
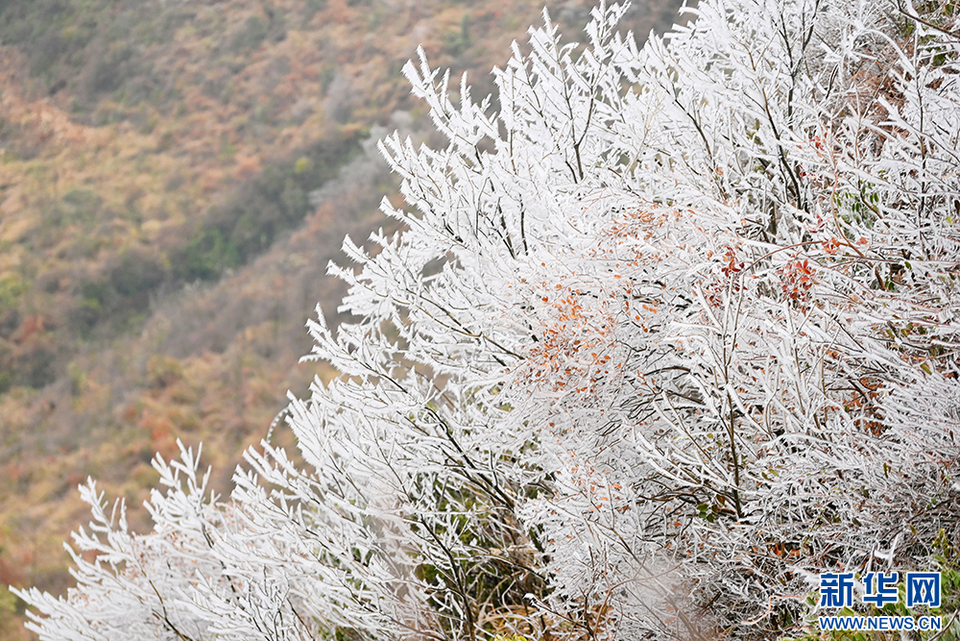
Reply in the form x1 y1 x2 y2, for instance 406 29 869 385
15 0 960 638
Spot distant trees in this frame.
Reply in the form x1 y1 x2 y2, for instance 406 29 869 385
15 0 960 639
174 130 361 283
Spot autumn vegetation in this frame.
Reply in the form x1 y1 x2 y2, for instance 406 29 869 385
0 1 681 638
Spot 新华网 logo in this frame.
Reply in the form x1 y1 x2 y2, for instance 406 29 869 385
819 571 941 609
815 571 943 633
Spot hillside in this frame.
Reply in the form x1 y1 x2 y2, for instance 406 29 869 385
0 0 683 637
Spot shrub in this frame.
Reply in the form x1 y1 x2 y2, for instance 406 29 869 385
15 1 960 640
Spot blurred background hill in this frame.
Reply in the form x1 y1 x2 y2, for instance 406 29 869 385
0 0 682 637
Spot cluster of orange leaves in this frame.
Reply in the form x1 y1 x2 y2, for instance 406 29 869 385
721 246 745 278
522 282 619 397
520 207 673 397
781 257 815 305
604 206 675 242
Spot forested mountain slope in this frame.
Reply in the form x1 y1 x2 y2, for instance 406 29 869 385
0 0 682 637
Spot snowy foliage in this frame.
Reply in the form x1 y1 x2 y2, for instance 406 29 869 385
15 0 960 638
